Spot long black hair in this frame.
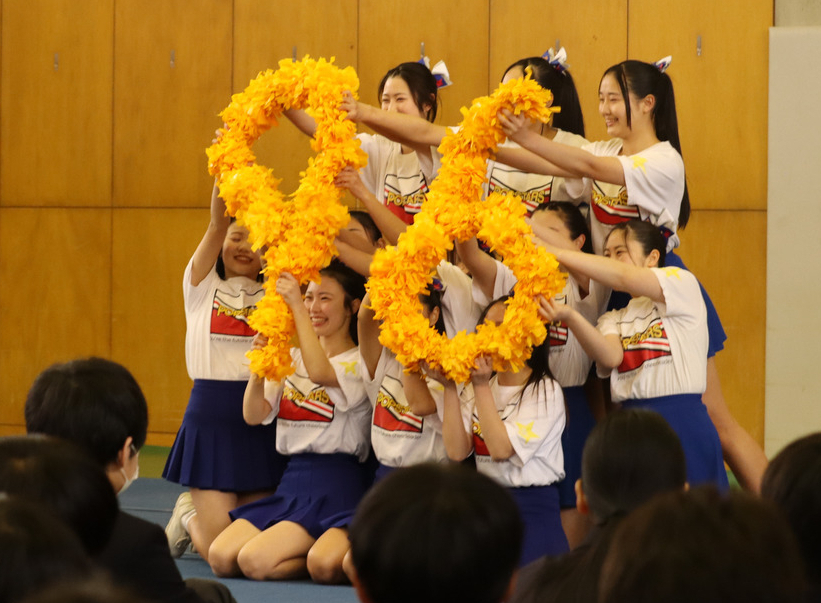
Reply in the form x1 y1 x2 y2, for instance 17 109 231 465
601 60 689 228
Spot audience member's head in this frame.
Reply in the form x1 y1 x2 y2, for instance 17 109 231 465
18 577 148 603
599 486 806 603
0 435 118 554
761 432 821 591
349 463 523 603
578 408 686 522
0 496 97 603
24 357 147 494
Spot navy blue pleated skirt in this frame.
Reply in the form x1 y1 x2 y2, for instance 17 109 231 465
230 453 369 539
510 484 568 566
623 394 728 490
556 386 597 508
163 379 287 492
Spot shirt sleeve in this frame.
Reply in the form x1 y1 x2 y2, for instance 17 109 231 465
357 133 385 195
438 261 482 335
182 256 218 314
617 142 685 218
652 267 706 330
324 350 368 412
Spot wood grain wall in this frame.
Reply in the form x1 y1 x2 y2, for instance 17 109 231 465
0 0 772 446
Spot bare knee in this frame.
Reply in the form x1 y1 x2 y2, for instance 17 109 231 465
237 546 274 581
207 542 242 578
307 547 347 584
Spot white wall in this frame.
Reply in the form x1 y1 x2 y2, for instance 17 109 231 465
765 27 821 456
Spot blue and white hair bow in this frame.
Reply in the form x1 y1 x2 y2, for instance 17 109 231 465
654 55 672 73
542 46 570 73
419 55 453 88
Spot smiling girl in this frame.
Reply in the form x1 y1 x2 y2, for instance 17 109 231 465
163 182 286 561
538 220 727 489
207 260 370 583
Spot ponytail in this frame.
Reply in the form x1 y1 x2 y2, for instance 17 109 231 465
602 60 689 228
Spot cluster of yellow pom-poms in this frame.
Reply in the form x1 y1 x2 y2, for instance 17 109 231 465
367 76 568 383
206 57 367 381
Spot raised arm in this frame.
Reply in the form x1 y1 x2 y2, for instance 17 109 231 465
277 273 340 387
357 292 382 379
441 380 472 462
454 238 498 301
341 91 446 153
538 297 623 371
243 334 278 425
549 246 664 303
283 108 317 138
190 181 231 286
499 110 625 185
470 357 515 461
334 167 407 245
400 370 438 417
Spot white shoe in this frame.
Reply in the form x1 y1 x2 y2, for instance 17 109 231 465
166 491 194 558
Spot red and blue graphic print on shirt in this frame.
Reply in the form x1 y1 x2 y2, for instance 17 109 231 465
373 389 423 434
618 317 672 373
210 290 258 337
278 384 335 423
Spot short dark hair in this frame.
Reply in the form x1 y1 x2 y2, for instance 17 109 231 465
0 497 97 603
599 486 806 603
24 357 148 466
349 463 523 603
0 435 119 555
761 432 821 588
582 409 686 521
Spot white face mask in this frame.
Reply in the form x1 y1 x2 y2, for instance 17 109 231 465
118 445 140 495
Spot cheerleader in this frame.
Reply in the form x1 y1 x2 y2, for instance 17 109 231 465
458 201 607 547
207 261 370 582
538 220 727 489
288 61 444 245
439 297 568 566
162 182 285 561
500 58 768 492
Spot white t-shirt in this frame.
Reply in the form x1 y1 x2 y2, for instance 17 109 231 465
362 348 447 468
596 267 707 402
565 139 685 255
460 377 566 488
183 258 264 381
358 133 443 225
437 260 482 337
473 260 608 388
262 347 371 461
484 130 590 215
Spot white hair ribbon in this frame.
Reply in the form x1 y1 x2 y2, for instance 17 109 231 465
418 55 453 88
654 55 672 73
542 46 570 73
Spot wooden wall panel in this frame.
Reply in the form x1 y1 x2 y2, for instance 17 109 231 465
489 0 628 142
0 208 112 430
111 208 207 443
233 0 358 197
677 210 767 445
628 0 772 210
0 0 113 206
358 0 490 128
112 0 233 208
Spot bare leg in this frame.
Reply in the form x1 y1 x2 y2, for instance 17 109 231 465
560 508 593 550
208 518 261 577
342 548 356 584
307 527 351 584
702 357 769 493
189 488 272 562
237 521 315 581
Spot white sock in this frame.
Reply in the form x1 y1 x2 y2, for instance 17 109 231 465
180 509 196 532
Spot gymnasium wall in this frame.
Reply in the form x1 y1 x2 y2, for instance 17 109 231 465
0 0 773 446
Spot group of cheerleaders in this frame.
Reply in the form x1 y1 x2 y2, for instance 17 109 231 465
161 50 769 583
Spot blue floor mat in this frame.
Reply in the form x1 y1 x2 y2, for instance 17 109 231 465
120 478 358 603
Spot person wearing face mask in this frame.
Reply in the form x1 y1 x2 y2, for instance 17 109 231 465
24 357 236 603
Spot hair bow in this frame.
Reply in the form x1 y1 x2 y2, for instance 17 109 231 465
542 46 570 73
654 55 672 74
419 55 453 88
